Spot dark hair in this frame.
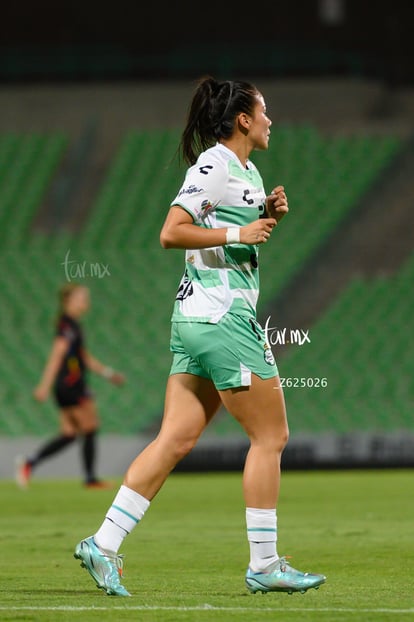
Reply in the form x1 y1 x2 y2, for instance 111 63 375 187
179 76 260 166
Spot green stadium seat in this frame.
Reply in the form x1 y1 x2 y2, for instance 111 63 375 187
0 126 409 439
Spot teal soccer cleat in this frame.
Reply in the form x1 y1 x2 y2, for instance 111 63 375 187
245 556 326 595
74 536 131 596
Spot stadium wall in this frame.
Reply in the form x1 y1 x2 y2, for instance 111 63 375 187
3 429 414 482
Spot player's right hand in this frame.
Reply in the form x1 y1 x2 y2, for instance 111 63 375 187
110 371 126 386
33 385 49 402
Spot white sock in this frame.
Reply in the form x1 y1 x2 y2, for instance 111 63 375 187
94 485 150 554
246 507 278 572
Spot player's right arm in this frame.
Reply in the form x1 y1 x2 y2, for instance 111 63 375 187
160 206 276 249
160 155 275 250
33 336 69 402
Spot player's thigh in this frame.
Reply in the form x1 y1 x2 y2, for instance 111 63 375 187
219 374 288 445
69 398 99 433
59 408 79 435
159 373 221 445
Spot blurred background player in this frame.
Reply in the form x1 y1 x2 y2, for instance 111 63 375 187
16 282 125 489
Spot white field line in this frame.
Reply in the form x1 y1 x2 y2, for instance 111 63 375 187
0 605 413 614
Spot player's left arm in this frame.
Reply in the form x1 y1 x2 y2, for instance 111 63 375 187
83 350 125 385
264 185 289 224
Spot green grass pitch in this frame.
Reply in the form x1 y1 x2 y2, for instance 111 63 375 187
0 470 413 621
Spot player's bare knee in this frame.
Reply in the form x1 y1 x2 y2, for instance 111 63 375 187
251 428 289 454
173 436 198 461
279 426 289 449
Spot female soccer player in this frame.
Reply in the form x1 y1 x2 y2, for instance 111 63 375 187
16 283 125 489
74 77 326 595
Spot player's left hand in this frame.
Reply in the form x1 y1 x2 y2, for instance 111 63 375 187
265 185 288 223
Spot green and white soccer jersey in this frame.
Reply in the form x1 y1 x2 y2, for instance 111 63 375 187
171 143 266 323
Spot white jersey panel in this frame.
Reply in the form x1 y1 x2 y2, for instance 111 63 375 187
170 143 266 323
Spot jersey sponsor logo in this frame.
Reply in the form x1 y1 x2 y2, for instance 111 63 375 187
64 356 82 386
176 271 193 301
178 184 203 197
242 189 266 208
201 199 213 213
242 189 254 205
199 165 213 175
258 201 266 218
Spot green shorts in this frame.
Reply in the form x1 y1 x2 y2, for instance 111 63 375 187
169 313 278 390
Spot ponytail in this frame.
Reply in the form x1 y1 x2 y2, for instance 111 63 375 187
179 76 260 166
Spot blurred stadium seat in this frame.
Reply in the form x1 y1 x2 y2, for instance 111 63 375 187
0 125 409 444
